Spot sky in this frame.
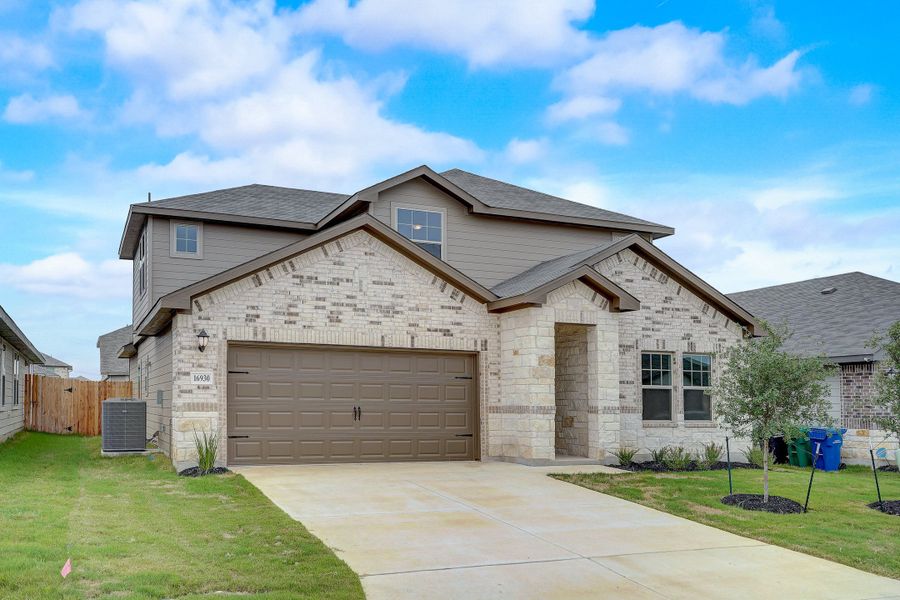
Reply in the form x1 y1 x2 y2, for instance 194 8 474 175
0 0 898 377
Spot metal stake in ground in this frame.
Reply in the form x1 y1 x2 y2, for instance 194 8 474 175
804 442 821 513
869 448 884 511
725 436 733 496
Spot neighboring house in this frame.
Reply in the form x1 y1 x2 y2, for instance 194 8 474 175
0 306 44 442
729 272 900 463
97 324 132 381
118 165 758 468
32 353 73 378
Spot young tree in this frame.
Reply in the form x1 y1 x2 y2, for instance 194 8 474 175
870 321 900 444
714 322 834 502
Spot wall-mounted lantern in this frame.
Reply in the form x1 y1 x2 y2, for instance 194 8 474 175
197 329 209 353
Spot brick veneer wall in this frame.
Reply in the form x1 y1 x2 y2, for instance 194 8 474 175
594 248 747 455
170 230 500 467
840 362 890 427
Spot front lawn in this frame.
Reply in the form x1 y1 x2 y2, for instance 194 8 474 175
0 432 364 599
555 464 900 579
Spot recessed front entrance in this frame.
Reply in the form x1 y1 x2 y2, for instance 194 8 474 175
554 324 591 459
226 344 479 465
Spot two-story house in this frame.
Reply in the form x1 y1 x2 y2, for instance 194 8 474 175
117 166 758 469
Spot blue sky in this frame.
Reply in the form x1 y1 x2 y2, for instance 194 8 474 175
1 0 898 377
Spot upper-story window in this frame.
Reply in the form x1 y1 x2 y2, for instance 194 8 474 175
137 229 147 297
395 208 444 259
171 222 203 258
683 354 712 421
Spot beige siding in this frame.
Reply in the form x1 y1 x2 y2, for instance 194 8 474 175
371 178 622 288
0 338 26 442
132 219 153 328
150 219 307 302
132 328 173 456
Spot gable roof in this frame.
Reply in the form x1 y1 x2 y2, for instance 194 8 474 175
39 353 72 369
441 169 666 230
0 305 43 364
97 324 132 377
492 240 622 297
728 272 900 361
135 213 500 336
119 165 673 258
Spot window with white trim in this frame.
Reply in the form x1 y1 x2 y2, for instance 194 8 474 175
137 229 147 297
171 222 202 258
683 353 712 421
1 343 5 407
395 208 443 259
13 354 20 406
641 352 672 421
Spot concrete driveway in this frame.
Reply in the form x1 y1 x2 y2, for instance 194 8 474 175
235 461 900 599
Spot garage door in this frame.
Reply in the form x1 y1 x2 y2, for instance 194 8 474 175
226 345 478 465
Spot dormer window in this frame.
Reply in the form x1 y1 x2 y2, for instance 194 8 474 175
171 221 203 258
395 208 444 259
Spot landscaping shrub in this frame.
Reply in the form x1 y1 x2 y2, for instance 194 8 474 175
662 447 695 471
650 446 671 464
743 445 775 468
697 442 723 470
611 446 638 466
193 428 219 475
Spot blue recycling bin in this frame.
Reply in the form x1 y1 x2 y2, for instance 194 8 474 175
807 428 847 471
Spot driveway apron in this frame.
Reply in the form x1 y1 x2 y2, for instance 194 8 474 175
234 461 900 600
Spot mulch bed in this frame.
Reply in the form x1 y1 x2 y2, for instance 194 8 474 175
721 494 805 514
617 460 759 473
877 465 899 473
178 466 230 477
868 500 900 515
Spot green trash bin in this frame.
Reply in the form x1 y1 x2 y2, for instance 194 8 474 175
787 430 812 467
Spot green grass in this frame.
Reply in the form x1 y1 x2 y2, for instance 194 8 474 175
554 464 900 579
0 432 364 599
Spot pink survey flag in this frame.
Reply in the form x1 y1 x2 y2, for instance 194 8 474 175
61 558 72 579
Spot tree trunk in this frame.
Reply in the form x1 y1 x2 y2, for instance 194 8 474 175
763 440 770 503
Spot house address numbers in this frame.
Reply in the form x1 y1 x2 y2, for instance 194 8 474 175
190 371 214 384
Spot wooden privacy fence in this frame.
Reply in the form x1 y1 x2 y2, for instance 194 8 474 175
25 375 133 436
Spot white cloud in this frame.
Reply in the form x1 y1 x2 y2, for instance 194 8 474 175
546 95 621 124
0 34 53 71
0 252 131 299
3 94 86 124
293 0 594 68
503 138 548 164
593 121 629 145
61 0 482 191
749 180 841 211
849 83 875 106
67 0 289 101
552 21 804 122
0 161 34 182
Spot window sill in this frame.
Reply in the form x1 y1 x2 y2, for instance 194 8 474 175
642 421 677 428
684 421 718 428
169 252 203 260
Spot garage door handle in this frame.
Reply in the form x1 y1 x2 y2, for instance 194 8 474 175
455 434 473 437
228 435 249 439
228 370 249 374
454 376 473 380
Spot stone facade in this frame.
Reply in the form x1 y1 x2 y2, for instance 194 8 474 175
170 230 500 467
164 229 748 468
555 324 590 457
594 248 747 457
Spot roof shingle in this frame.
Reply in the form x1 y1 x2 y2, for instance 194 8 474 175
491 240 621 297
727 272 900 361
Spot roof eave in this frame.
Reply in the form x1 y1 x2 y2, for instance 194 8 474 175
488 265 640 313
137 213 500 335
0 306 44 364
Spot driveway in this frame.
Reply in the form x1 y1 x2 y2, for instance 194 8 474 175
235 461 900 599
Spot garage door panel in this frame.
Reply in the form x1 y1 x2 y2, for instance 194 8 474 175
228 346 477 465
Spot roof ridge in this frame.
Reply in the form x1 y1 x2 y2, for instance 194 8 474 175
728 271 898 296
